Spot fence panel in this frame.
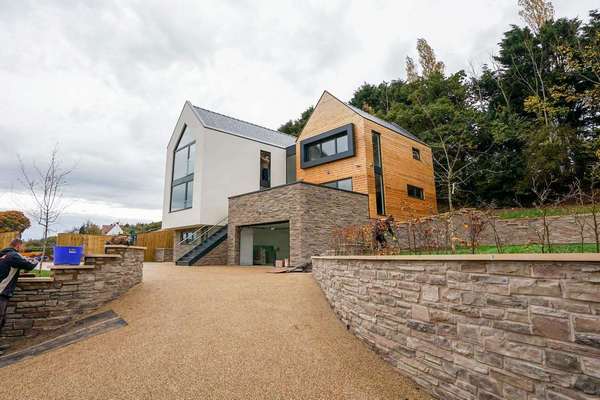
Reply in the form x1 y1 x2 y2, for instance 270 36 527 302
0 232 19 248
135 230 173 261
56 233 108 255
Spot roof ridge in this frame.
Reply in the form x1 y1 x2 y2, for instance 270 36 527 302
192 105 295 139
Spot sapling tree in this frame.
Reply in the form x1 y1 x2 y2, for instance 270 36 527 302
570 181 588 252
18 147 72 269
530 174 557 253
481 202 504 253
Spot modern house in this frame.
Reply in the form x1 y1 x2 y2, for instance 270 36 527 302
162 91 436 267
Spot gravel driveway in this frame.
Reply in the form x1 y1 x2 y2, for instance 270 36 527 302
0 263 430 400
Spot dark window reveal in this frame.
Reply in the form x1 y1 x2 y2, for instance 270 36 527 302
323 178 353 191
412 147 421 161
260 150 271 189
300 124 355 168
170 125 195 212
372 132 385 215
407 184 424 200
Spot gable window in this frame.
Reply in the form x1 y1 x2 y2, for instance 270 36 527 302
412 147 421 161
260 150 271 189
372 132 386 215
323 178 353 191
300 124 355 168
407 184 424 200
170 125 195 212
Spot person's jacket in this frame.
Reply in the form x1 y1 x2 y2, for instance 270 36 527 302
0 247 38 297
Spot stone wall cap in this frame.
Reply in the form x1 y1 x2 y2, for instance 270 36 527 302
84 254 122 258
18 277 54 282
228 181 369 200
51 264 96 270
104 245 147 250
312 253 600 262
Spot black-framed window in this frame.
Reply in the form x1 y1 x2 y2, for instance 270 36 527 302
170 125 195 212
372 132 385 215
407 184 424 200
412 147 421 161
260 150 271 189
323 178 353 191
300 124 355 168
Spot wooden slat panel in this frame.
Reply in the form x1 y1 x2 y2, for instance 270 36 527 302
135 230 174 262
56 233 108 255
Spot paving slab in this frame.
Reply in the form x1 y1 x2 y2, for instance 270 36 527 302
0 263 430 400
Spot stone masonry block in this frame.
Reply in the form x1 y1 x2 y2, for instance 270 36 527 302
509 278 561 296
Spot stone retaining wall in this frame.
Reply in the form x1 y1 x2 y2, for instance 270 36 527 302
0 245 144 347
392 213 598 250
313 254 600 400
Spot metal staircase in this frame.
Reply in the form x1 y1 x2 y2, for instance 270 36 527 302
175 216 228 266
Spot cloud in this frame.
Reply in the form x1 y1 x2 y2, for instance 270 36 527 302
0 0 597 238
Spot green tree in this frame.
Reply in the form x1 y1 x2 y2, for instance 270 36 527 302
278 106 314 137
75 220 102 235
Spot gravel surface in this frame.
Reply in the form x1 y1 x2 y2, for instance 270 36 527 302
1 263 431 400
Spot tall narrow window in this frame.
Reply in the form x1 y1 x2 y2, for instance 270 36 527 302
170 125 195 212
372 132 385 215
260 150 271 189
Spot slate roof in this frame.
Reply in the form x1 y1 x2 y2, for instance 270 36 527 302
191 105 296 148
345 103 425 145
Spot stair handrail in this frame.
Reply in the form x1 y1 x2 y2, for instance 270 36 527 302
174 215 228 260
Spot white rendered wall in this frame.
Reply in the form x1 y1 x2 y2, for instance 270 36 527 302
162 102 288 230
162 103 206 230
200 128 287 225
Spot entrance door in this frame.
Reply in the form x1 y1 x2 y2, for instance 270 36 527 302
253 245 276 266
238 222 290 266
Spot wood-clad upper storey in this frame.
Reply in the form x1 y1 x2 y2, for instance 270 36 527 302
296 91 437 220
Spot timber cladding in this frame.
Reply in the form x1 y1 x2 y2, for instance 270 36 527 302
296 91 437 220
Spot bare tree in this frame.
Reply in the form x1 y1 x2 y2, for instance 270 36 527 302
18 147 72 269
570 180 588 252
530 174 557 253
518 0 554 33
416 38 445 78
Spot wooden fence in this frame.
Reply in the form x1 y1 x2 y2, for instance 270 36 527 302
135 230 173 261
0 231 19 248
56 233 108 255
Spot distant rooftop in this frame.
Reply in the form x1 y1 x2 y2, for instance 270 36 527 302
191 104 296 148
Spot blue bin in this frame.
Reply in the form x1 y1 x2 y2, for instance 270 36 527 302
53 246 83 265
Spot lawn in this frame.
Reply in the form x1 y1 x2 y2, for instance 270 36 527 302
496 204 594 219
457 243 598 254
30 269 52 277
394 243 599 255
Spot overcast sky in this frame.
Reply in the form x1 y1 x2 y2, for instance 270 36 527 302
0 0 597 239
